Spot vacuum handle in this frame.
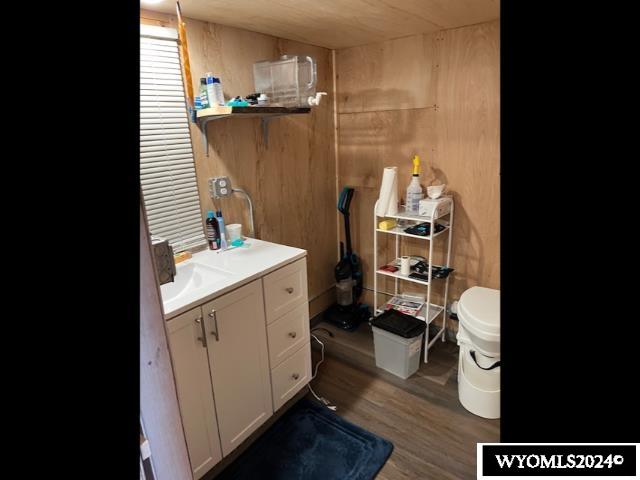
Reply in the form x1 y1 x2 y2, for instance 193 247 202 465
338 186 354 214
470 350 501 370
343 188 354 213
344 213 353 256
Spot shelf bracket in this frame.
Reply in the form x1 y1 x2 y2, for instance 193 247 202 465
198 118 212 157
261 118 270 148
260 116 287 148
197 110 307 155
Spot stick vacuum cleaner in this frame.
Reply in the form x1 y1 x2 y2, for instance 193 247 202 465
323 187 371 331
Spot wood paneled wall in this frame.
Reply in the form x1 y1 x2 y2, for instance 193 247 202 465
141 10 338 310
335 21 500 324
141 11 499 324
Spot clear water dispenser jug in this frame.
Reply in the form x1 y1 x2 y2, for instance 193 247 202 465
253 55 317 107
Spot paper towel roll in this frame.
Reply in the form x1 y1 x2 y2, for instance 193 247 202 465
376 167 397 217
400 256 411 276
386 174 398 216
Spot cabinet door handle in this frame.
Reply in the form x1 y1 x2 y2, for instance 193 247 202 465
195 316 207 348
288 331 297 338
291 373 300 380
209 309 219 341
285 287 294 294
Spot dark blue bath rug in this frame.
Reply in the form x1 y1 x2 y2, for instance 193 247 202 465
216 397 393 480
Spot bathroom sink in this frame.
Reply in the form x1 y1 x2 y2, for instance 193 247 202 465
160 262 233 304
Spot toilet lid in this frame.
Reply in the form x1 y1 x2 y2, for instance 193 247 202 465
458 287 500 340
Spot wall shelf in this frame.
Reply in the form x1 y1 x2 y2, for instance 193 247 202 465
375 224 449 240
196 106 311 155
375 262 451 286
376 303 444 325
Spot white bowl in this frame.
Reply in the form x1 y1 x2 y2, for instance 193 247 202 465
427 184 445 199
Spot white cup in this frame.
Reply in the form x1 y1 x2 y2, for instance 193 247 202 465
400 256 411 276
427 184 446 199
226 224 242 242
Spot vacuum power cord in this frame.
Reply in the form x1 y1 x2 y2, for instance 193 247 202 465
308 332 336 411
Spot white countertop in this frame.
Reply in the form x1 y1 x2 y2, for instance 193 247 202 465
160 238 306 320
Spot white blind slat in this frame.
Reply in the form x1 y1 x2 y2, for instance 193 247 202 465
142 187 200 201
140 139 192 149
141 152 194 163
139 134 191 143
141 177 199 190
140 147 193 159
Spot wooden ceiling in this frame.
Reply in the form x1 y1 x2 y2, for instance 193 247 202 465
143 0 500 49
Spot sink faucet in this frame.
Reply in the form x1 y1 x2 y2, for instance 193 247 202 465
151 236 176 285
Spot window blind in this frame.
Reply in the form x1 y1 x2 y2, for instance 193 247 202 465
140 26 205 253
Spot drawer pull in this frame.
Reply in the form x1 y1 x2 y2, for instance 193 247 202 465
285 287 294 294
288 331 297 338
291 373 300 380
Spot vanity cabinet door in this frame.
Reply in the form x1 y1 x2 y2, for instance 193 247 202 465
166 307 223 479
202 279 273 457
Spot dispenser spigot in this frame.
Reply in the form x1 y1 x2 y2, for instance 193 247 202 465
308 92 327 106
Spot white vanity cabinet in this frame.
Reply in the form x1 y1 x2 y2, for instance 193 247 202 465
166 257 310 479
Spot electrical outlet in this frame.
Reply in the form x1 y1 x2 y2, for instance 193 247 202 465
208 176 233 198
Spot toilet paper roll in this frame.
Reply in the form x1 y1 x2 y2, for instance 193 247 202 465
400 256 411 276
376 167 397 217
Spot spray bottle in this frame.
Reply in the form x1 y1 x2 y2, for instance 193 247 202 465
405 154 424 213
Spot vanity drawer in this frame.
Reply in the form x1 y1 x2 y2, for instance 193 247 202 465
267 302 310 368
270 342 311 411
263 258 308 324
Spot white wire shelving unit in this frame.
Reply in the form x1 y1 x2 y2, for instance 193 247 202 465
373 196 454 363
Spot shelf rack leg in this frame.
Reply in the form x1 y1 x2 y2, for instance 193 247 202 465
424 217 435 363
373 200 378 316
394 233 399 295
442 201 454 342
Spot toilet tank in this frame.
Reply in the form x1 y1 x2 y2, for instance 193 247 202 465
457 287 500 357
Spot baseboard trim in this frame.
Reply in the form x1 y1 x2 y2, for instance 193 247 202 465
308 286 336 319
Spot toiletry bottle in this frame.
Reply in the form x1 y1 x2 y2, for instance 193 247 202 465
212 77 225 106
405 154 424 213
205 73 217 108
205 210 219 250
199 78 210 109
216 210 228 250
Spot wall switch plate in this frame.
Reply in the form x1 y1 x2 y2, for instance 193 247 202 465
208 176 233 198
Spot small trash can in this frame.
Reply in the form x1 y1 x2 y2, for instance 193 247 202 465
371 309 426 379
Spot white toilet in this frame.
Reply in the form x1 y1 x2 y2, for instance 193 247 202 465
456 286 500 419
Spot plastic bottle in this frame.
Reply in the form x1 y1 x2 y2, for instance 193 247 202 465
405 154 424 213
212 77 225 106
205 73 217 107
215 210 228 250
199 78 210 109
205 210 219 250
